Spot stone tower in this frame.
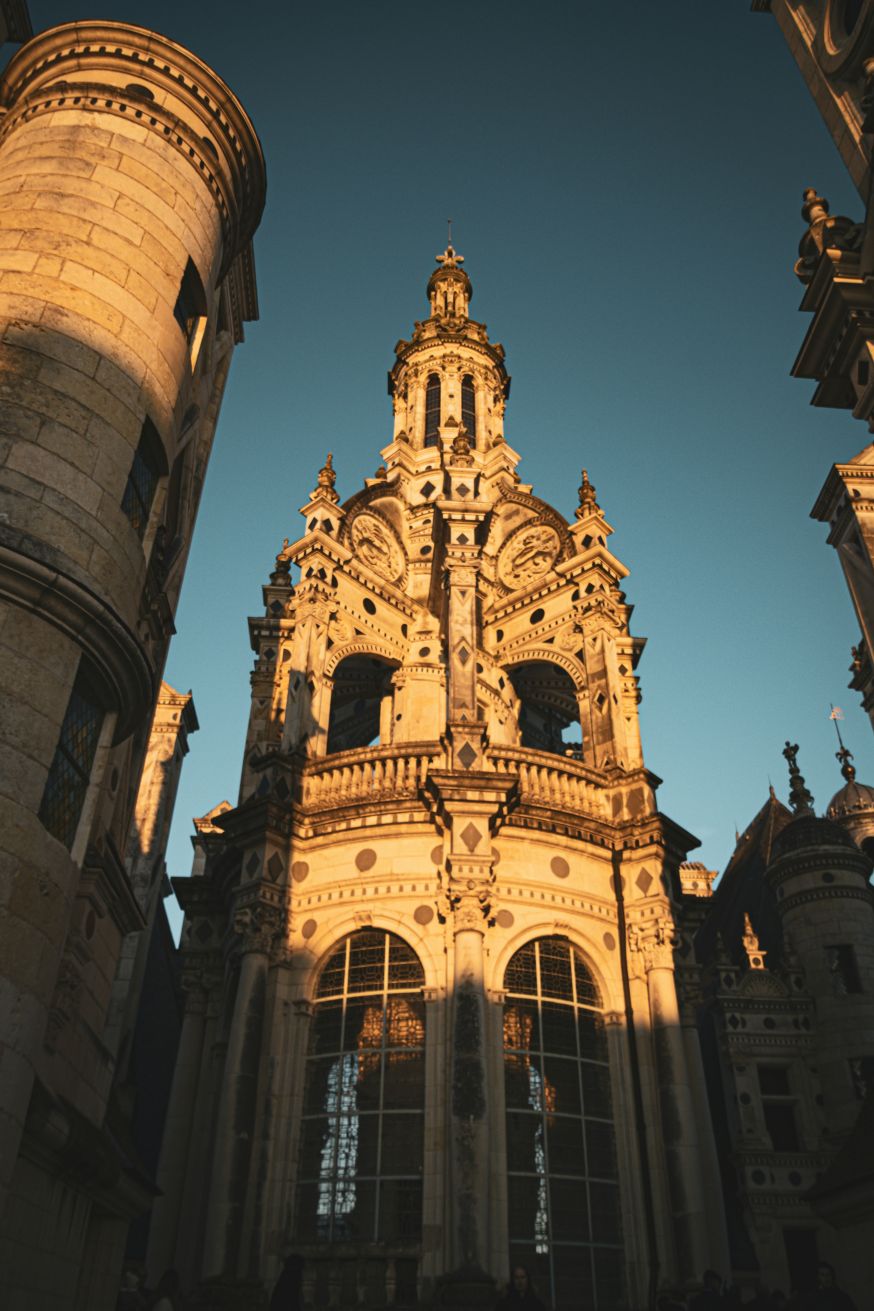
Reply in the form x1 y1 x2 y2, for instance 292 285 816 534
162 247 729 1310
0 20 265 1309
767 747 874 1139
755 2 874 728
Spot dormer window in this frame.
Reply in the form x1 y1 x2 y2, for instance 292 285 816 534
461 374 476 443
424 373 441 447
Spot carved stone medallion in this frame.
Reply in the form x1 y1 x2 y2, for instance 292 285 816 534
497 522 561 589
349 512 404 584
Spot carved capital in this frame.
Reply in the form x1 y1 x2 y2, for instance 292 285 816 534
233 899 286 958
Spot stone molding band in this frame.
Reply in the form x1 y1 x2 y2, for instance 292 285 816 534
0 20 266 274
0 541 155 739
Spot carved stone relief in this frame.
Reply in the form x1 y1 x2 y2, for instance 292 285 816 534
497 521 561 589
348 511 405 585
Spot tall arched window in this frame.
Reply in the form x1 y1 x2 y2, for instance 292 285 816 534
296 930 426 1247
424 373 441 447
461 373 476 443
503 937 622 1310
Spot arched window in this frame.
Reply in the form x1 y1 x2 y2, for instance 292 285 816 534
295 930 426 1247
424 373 441 447
461 373 476 443
507 661 582 757
327 654 399 753
503 937 621 1310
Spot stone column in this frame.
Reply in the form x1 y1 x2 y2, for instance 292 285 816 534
147 973 209 1280
449 899 490 1272
643 924 711 1284
201 901 280 1278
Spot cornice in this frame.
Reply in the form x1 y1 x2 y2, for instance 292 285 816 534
0 20 266 276
0 536 155 739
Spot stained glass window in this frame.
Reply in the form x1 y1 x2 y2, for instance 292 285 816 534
424 374 441 447
38 671 103 849
503 937 622 1311
296 930 426 1244
461 374 476 442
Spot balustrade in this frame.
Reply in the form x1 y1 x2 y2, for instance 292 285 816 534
489 745 608 820
301 744 438 812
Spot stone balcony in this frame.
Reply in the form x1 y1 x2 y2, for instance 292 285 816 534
289 740 652 843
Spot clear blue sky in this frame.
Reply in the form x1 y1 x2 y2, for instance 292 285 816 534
24 3 874 930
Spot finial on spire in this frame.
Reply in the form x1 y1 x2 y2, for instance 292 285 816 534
450 428 474 466
783 741 815 815
830 705 856 782
313 451 339 504
575 468 601 519
270 538 292 586
435 238 464 270
742 912 766 971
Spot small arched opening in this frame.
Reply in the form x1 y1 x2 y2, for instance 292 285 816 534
327 654 399 754
506 660 581 758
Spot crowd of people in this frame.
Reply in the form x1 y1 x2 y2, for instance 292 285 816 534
659 1262 860 1311
116 1259 860 1310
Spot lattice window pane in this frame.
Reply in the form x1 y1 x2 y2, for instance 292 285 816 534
503 937 622 1310
296 930 425 1246
38 677 102 849
461 374 476 441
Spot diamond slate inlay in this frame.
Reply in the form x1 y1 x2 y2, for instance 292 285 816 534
635 868 653 894
420 480 436 499
458 742 477 769
456 483 470 498
457 532 469 544
460 822 481 851
457 646 470 665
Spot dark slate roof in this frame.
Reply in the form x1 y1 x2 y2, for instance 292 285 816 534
695 790 793 970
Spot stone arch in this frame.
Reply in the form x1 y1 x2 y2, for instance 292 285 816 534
324 640 402 678
501 646 586 691
296 914 440 1001
325 650 401 753
500 653 585 756
490 921 616 1012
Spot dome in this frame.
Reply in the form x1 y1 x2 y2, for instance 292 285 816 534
771 813 859 860
827 778 874 820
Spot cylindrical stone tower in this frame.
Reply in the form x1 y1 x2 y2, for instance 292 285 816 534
0 21 265 1303
767 812 874 1137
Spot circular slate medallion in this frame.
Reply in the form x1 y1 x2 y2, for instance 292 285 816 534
356 848 377 872
551 856 570 879
414 905 434 925
302 919 317 940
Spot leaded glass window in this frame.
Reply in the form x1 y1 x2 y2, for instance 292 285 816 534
503 937 622 1311
38 672 103 849
296 930 426 1245
121 419 165 540
461 374 476 442
424 374 441 447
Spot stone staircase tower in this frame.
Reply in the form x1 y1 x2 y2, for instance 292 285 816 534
163 246 728 1310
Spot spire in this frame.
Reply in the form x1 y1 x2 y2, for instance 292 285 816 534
830 705 857 782
576 468 601 519
427 234 472 320
742 912 766 971
783 740 815 815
